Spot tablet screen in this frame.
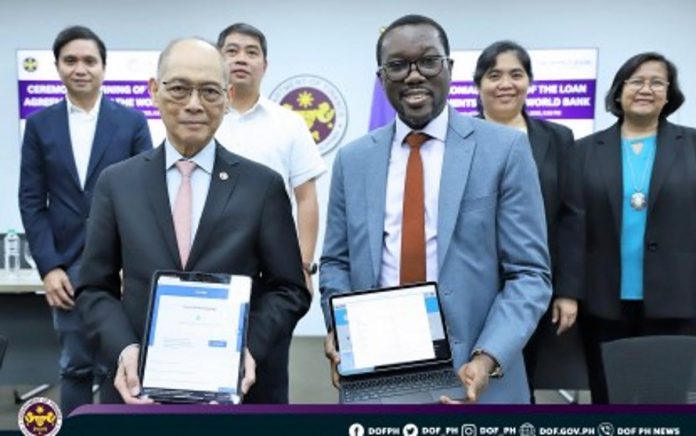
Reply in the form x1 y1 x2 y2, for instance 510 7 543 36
140 272 251 403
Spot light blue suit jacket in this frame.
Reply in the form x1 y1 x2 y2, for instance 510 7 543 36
320 107 552 403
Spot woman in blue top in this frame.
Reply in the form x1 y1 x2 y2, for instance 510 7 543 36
559 52 695 403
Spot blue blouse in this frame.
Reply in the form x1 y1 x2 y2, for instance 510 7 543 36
620 135 657 300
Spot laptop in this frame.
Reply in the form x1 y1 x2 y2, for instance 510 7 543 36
330 282 466 404
139 271 251 404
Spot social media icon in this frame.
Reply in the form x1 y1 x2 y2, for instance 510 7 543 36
349 423 365 436
519 423 536 436
461 424 478 436
403 423 419 436
598 423 615 436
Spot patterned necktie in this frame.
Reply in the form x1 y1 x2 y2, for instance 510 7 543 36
400 132 430 285
173 160 196 268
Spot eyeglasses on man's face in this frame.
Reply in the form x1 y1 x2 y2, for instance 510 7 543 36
379 56 449 82
161 81 226 104
624 77 669 92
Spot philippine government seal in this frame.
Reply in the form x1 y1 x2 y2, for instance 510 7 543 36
18 397 62 436
270 74 348 155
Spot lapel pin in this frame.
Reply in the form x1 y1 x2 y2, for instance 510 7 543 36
219 171 229 181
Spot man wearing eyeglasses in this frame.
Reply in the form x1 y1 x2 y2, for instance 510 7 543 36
320 15 551 403
76 38 310 404
215 23 326 295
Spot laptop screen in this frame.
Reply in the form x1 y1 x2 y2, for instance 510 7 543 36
330 282 451 376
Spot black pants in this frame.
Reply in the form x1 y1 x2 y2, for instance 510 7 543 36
53 261 107 415
581 301 695 404
523 309 550 403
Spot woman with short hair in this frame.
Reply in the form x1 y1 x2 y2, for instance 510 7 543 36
559 52 695 403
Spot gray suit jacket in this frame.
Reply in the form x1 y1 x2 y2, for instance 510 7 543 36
320 108 551 403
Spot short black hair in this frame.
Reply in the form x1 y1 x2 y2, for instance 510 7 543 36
216 22 268 59
376 14 449 66
473 40 532 86
605 52 684 119
53 25 106 65
473 40 532 115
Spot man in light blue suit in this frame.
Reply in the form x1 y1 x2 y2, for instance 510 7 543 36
320 15 551 403
19 26 152 414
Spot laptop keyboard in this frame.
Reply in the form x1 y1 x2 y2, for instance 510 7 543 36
342 368 461 403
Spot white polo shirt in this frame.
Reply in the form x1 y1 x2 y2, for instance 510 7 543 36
215 95 326 200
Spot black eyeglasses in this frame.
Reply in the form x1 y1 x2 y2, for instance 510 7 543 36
379 56 450 81
161 81 226 104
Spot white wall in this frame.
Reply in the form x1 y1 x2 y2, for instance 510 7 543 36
1 0 695 334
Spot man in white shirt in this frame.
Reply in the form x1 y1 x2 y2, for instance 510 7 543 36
19 25 152 414
216 23 326 294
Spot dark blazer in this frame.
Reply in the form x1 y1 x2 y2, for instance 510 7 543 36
76 143 311 403
525 116 575 283
558 121 696 319
480 114 575 286
19 97 152 277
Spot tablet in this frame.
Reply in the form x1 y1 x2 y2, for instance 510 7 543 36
139 271 251 404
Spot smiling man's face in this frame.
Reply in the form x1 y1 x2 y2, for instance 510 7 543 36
379 24 452 129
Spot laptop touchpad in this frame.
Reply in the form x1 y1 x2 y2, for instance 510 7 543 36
381 392 434 404
430 386 467 402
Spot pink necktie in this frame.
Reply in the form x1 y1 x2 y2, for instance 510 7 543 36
173 160 196 267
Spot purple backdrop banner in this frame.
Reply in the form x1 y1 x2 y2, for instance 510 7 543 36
448 79 596 119
368 78 595 130
18 80 160 119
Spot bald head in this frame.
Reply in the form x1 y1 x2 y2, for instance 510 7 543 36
156 38 229 86
150 37 231 157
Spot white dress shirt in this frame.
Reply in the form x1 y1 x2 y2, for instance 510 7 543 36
164 139 215 246
67 94 102 188
379 107 449 287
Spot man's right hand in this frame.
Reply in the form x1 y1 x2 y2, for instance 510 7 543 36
114 345 154 405
42 268 75 310
324 331 341 389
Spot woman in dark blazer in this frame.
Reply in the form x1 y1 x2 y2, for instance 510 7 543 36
473 41 577 401
559 52 695 403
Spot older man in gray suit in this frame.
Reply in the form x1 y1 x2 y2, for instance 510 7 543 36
320 15 551 403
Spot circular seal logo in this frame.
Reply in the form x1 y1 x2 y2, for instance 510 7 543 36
270 75 348 155
18 397 62 436
23 57 39 73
